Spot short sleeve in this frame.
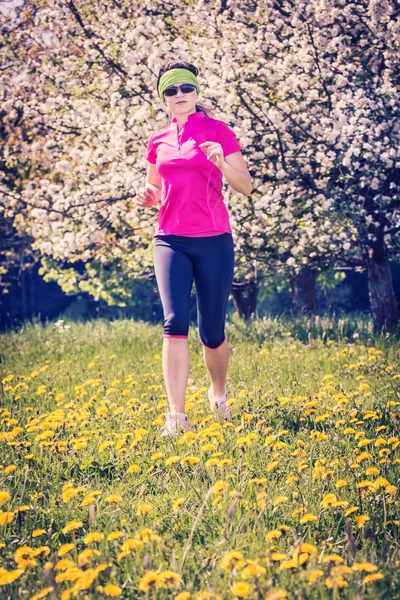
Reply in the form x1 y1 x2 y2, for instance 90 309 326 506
217 122 242 157
145 134 157 164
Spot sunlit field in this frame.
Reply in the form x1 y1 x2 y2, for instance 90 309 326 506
0 317 399 600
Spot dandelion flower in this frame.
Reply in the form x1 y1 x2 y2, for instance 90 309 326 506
62 520 83 534
300 513 318 524
137 503 153 516
220 551 244 570
58 543 75 557
127 464 140 473
0 492 11 506
308 569 324 582
172 497 185 512
103 584 123 596
159 570 181 587
175 593 191 600
352 562 378 572
138 571 162 591
32 529 47 538
355 515 370 528
30 587 54 600
107 532 124 541
0 511 15 525
0 568 25 585
230 581 251 598
362 573 384 584
104 495 123 503
83 532 104 544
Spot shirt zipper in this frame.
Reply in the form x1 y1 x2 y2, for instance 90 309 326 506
176 125 182 157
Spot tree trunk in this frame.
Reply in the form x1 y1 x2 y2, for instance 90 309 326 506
362 239 398 330
290 267 319 317
232 280 259 320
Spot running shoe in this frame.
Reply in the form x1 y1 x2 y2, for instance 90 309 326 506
161 412 191 437
208 387 232 420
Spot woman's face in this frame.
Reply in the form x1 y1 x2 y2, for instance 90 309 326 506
163 81 198 116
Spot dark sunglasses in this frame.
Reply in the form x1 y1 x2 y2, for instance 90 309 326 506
164 84 196 97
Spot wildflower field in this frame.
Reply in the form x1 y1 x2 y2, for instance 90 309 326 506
0 317 399 600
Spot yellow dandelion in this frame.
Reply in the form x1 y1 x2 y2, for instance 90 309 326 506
54 558 76 571
352 562 378 572
308 569 324 582
104 495 123 503
159 570 181 588
62 488 81 503
344 506 359 516
0 568 25 585
138 571 162 592
32 529 47 538
127 464 140 473
80 495 96 507
271 553 287 561
83 532 104 544
58 543 75 557
300 513 318 524
174 593 191 600
274 496 289 505
107 532 124 541
30 586 54 600
103 584 123 596
362 573 384 584
230 582 251 598
181 456 200 465
365 467 379 476
172 497 185 512
0 511 15 525
62 520 83 534
151 452 163 461
137 503 153 516
355 515 370 528
220 550 244 570
321 493 338 508
0 492 11 506
335 480 347 488
266 530 282 541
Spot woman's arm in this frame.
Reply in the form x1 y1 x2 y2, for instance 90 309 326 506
199 142 252 196
220 152 252 196
146 162 162 203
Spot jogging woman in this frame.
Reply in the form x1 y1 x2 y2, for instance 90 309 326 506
136 61 252 436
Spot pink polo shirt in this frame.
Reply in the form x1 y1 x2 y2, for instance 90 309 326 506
145 111 242 237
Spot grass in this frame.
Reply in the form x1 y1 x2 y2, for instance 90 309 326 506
0 315 399 599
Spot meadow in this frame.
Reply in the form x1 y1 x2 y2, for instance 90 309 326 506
0 316 399 600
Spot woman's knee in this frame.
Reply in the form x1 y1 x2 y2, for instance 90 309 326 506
200 330 226 350
164 312 189 337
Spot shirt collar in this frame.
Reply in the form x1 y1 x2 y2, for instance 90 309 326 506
171 111 206 125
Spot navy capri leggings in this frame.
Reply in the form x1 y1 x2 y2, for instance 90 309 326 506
153 233 234 349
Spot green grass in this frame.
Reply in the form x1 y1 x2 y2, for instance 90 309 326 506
0 316 399 599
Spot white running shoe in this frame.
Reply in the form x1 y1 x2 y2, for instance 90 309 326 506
161 412 191 437
208 387 232 421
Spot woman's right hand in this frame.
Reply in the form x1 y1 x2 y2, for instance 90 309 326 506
136 186 158 207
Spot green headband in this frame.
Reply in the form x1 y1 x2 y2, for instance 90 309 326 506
158 68 200 102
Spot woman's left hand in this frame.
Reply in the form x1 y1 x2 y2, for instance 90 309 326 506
199 141 225 170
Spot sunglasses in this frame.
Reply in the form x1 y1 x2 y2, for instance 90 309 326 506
164 84 197 97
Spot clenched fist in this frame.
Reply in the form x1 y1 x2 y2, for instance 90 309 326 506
136 186 158 207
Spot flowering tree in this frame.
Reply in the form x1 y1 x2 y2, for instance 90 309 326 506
1 0 399 326
208 0 400 326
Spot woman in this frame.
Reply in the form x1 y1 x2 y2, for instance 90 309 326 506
137 61 252 436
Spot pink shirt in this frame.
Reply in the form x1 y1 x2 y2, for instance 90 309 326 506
146 111 242 237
